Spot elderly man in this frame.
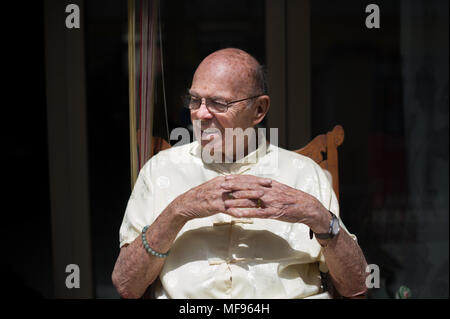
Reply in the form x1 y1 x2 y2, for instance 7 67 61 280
112 48 368 299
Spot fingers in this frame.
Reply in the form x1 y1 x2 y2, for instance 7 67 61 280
225 174 272 185
225 207 267 218
224 199 259 208
228 190 264 199
221 175 272 191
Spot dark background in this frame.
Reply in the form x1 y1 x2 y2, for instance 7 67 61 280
2 0 448 298
3 1 52 298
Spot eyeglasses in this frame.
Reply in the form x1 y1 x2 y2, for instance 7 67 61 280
183 94 263 113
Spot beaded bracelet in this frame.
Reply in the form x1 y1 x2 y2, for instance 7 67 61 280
141 225 169 258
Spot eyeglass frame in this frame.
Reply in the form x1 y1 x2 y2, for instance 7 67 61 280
183 93 264 113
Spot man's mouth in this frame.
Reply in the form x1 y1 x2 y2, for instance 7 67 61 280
201 128 221 140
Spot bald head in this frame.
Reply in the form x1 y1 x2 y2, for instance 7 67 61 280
193 48 266 97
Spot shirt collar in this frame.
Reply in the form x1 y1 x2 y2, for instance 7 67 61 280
189 138 272 175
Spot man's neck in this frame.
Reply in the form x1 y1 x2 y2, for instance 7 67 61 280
223 133 260 163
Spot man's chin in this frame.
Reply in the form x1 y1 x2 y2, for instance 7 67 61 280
200 139 223 149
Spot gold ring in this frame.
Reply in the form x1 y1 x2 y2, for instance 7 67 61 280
256 198 262 208
228 192 234 199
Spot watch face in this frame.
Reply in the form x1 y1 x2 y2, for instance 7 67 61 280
331 216 340 235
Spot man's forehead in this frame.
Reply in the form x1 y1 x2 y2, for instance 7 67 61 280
200 51 255 73
192 54 257 95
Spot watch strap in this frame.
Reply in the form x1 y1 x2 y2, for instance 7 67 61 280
309 211 338 240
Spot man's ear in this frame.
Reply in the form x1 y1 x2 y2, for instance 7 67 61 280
252 95 270 126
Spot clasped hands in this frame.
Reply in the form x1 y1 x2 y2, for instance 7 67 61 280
178 175 330 233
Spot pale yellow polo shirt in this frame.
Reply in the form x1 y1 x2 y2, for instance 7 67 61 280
119 140 356 299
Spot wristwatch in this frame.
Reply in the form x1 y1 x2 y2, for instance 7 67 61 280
309 211 340 240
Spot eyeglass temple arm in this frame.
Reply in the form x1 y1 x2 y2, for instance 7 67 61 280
228 94 264 105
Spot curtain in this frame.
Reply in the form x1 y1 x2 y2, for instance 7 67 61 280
128 0 160 187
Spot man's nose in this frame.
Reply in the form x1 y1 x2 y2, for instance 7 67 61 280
195 99 214 119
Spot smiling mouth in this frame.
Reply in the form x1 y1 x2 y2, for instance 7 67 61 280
201 128 221 139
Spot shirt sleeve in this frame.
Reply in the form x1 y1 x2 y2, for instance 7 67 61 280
118 162 156 248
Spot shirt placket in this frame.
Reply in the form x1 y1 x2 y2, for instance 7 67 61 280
206 165 255 297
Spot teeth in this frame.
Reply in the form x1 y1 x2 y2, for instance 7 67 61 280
201 129 221 142
202 128 220 134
